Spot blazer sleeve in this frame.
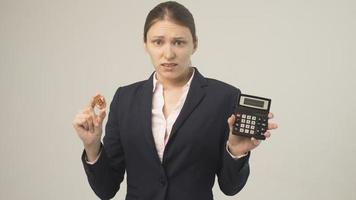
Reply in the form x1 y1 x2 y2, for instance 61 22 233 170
81 87 126 200
216 88 250 196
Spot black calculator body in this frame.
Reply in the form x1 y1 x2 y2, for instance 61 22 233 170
232 94 271 140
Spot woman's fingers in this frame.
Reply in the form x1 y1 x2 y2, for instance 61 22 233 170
263 131 271 138
76 94 107 133
83 94 99 116
83 121 89 131
268 112 274 119
268 121 278 130
267 112 278 130
227 114 241 132
94 109 106 125
87 115 94 133
227 114 235 130
73 115 87 130
73 112 96 133
79 117 89 131
99 108 106 120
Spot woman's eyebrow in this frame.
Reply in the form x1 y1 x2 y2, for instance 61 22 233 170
173 37 186 40
151 36 186 40
151 36 164 39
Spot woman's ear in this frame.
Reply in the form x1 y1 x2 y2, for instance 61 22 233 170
144 42 148 53
192 40 198 54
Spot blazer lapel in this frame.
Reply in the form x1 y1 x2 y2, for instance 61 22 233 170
139 68 208 165
165 68 208 147
139 72 162 165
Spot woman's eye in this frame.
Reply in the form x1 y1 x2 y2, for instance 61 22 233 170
174 41 185 46
153 40 162 45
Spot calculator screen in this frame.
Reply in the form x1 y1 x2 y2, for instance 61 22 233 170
239 95 269 110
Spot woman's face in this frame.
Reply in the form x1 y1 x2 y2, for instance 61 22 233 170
144 20 197 82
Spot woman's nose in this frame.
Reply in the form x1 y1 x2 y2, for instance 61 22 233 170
163 45 176 60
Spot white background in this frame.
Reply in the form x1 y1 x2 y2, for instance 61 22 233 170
1 0 355 199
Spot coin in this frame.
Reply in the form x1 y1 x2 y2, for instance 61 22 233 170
92 94 106 109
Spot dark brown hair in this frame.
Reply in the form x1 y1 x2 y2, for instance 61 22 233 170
143 1 197 44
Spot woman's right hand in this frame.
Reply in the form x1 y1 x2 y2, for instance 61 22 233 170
72 94 107 161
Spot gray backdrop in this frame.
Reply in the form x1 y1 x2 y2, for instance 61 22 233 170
1 0 355 199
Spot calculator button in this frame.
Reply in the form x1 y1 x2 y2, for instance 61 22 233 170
244 129 249 133
247 115 251 119
242 114 246 119
251 121 255 125
246 120 250 124
241 119 245 123
240 128 244 132
261 128 266 133
246 125 250 129
234 127 238 131
252 116 256 120
251 125 255 129
261 123 267 127
250 130 255 134
241 124 245 128
262 118 268 123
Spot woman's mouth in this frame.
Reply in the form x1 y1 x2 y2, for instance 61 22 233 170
161 63 178 68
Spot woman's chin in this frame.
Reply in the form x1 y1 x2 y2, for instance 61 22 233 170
158 67 179 76
161 65 177 72
156 65 190 82
161 73 178 80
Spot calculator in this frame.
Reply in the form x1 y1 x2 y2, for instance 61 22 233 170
232 94 271 140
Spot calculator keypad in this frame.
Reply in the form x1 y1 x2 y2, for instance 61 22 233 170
233 113 268 140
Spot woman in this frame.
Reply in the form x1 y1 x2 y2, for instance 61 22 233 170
73 1 278 200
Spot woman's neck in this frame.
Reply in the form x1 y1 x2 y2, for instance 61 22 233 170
157 67 193 90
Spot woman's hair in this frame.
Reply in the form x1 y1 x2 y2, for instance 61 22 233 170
143 1 197 44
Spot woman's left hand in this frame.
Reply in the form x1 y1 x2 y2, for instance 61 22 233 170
226 112 278 157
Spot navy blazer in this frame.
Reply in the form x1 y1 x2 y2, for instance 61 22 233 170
81 67 250 200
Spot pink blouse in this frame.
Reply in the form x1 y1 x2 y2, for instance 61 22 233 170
151 69 195 162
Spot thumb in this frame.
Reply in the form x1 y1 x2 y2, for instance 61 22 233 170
98 109 107 123
99 109 106 120
94 109 106 127
227 114 235 131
